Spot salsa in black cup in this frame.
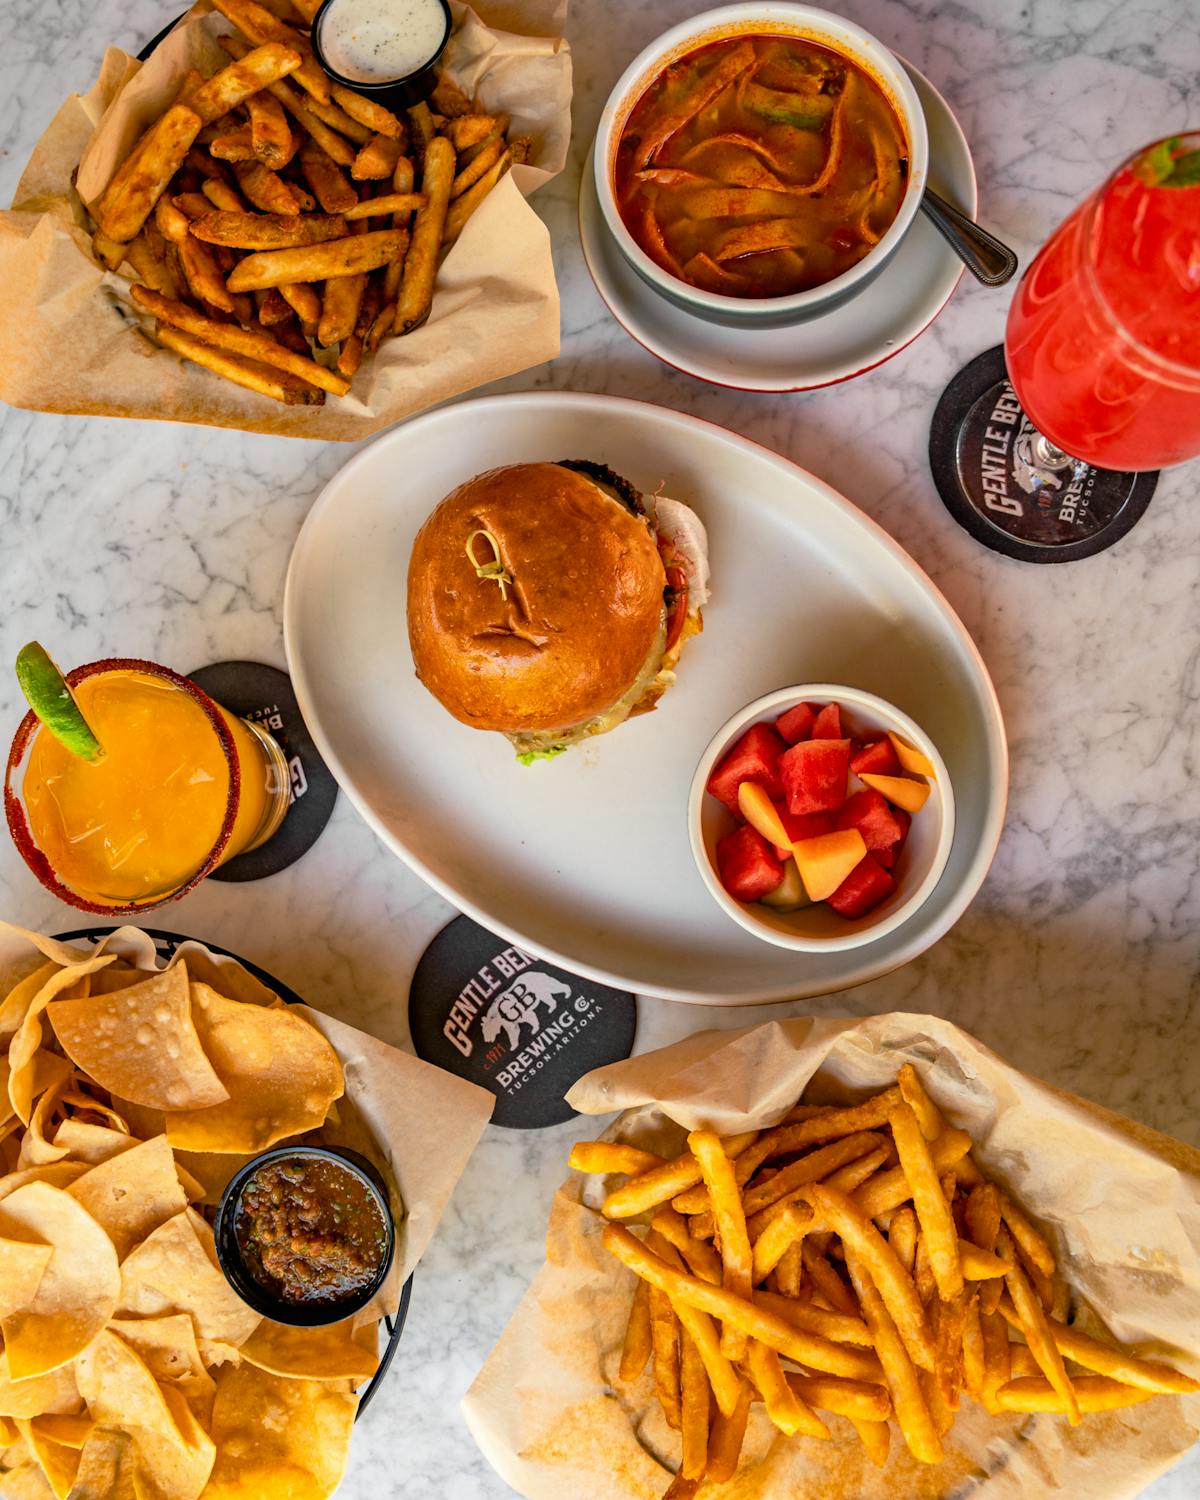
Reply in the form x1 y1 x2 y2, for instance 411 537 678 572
215 1145 396 1327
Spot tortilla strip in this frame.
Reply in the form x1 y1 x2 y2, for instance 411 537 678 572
637 40 756 165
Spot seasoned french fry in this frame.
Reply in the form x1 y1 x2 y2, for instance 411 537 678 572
232 159 303 213
94 104 203 242
228 229 408 290
746 1338 829 1439
329 82 405 140
447 114 501 151
246 89 293 167
688 1132 753 1359
452 134 504 198
131 286 352 396
704 1382 751 1484
221 34 356 165
211 0 330 104
995 1375 1157 1415
172 192 215 219
318 266 367 347
850 1417 891 1467
298 137 359 212
187 42 302 123
678 1330 710 1477
891 1101 963 1301
569 1142 666 1177
457 114 510 167
154 195 191 244
602 1226 882 1383
287 0 322 19
342 193 427 220
898 1062 945 1140
786 1374 891 1424
999 1225 1079 1424
178 235 236 311
619 1278 652 1383
444 148 512 241
846 1249 942 1465
394 135 455 334
303 92 374 144
125 231 182 296
192 210 348 248
407 101 436 158
254 286 292 325
352 133 404 181
601 1134 757 1220
201 179 246 213
278 280 321 326
754 1289 873 1347
649 1286 682 1430
91 232 129 271
154 323 324 404
430 74 474 118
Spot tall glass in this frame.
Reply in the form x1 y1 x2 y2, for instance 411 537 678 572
5 658 291 914
1004 133 1200 474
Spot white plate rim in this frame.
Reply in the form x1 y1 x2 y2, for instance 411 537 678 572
284 391 1008 1005
577 56 978 393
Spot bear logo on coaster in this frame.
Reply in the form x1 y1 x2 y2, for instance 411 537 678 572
408 916 637 1129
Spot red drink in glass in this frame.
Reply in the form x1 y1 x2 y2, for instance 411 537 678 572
1005 133 1200 472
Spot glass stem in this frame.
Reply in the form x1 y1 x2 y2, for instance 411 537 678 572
1027 431 1076 471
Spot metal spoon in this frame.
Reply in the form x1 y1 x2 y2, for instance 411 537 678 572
919 186 1019 286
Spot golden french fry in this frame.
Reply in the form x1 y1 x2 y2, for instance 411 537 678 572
352 132 404 181
934 1290 967 1408
954 1153 986 1188
446 113 501 151
94 104 202 242
959 1241 1013 1281
898 1062 945 1140
223 34 357 167
890 1101 963 1302
688 1131 753 1359
394 135 455 334
407 101 436 157
430 74 474 118
691 1130 888 1226
601 1134 757 1220
201 178 246 212
997 1190 1056 1278
649 1285 682 1430
229 229 408 290
855 1129 972 1222
964 1181 1004 1314
1007 1343 1042 1379
704 1382 751 1484
131 286 351 396
920 1364 955 1437
457 114 510 167
1014 1237 1056 1312
297 136 359 212
751 1202 808 1283
192 210 348 249
342 193 427 220
649 1210 723 1287
647 1232 742 1419
961 1291 986 1401
288 0 322 21
846 1249 942 1465
569 1142 666 1177
328 82 405 139
888 1204 918 1273
444 148 512 241
211 0 330 103
303 91 374 144
254 286 292 325
246 89 293 167
619 1278 652 1383
913 1232 936 1305
278 280 322 327
602 1225 882 1383
178 234 236 311
786 1374 891 1424
775 1239 803 1297
154 194 191 244
850 1416 891 1467
994 1300 1199 1394
232 159 303 213
999 1226 1079 1424
806 1184 934 1373
746 1338 829 1439
800 1243 857 1317
452 135 504 197
187 42 302 123
154 323 324 405
678 1329 709 1478
754 1290 873 1347
980 1308 1011 1414
91 232 128 271
173 191 216 219
821 1145 893 1197
995 1375 1157 1415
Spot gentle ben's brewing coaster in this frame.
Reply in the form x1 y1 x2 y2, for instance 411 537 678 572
929 346 1158 563
188 661 337 882
409 916 637 1129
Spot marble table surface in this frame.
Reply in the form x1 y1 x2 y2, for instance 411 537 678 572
1 0 1197 1496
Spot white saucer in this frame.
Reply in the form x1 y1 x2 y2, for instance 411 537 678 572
579 58 977 392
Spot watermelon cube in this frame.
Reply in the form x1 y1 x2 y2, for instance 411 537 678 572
827 854 897 918
773 803 835 844
875 809 910 870
810 703 842 739
779 738 851 816
707 723 786 814
776 703 816 744
716 825 784 902
851 737 901 778
835 789 905 854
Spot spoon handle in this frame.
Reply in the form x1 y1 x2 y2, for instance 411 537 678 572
919 186 1019 287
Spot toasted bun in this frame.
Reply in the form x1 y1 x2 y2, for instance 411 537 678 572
407 463 667 735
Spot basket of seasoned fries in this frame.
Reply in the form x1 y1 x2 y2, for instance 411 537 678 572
0 0 570 437
464 1015 1200 1500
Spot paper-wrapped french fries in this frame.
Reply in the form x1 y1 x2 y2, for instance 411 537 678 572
465 1015 1200 1500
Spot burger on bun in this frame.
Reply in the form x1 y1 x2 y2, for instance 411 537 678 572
406 461 710 761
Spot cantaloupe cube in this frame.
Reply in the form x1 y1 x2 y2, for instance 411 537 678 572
737 781 793 854
860 773 931 814
792 829 867 903
886 732 936 780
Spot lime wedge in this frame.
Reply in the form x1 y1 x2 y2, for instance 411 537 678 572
15 643 104 763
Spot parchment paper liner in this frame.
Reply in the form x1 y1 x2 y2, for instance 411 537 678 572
464 1013 1200 1499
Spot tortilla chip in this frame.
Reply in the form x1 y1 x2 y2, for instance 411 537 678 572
0 1415 16 1447
64 1428 137 1500
0 1183 119 1380
57 1095 130 1134
0 965 58 1048
108 1315 216 1429
239 1319 381 1385
164 985 342 1154
0 1358 79 1420
66 1136 188 1262
15 1420 78 1499
117 1211 260 1348
19 1067 76 1170
49 1122 136 1167
0 1459 54 1498
26 1415 92 1451
0 1165 89 1205
8 958 115 1125
84 964 155 997
201 1365 358 1500
46 966 229 1114
169 1149 257 1208
0 1240 53 1319
75 1331 215 1500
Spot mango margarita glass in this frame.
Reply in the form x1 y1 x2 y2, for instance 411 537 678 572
5 659 290 913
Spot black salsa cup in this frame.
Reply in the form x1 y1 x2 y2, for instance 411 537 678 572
309 0 453 111
215 1144 397 1328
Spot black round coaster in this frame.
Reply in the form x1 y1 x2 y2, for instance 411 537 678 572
929 345 1158 563
187 661 337 882
408 917 637 1129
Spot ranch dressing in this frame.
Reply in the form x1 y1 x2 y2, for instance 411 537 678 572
318 0 448 84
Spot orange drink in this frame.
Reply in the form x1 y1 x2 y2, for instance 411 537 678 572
5 658 290 912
